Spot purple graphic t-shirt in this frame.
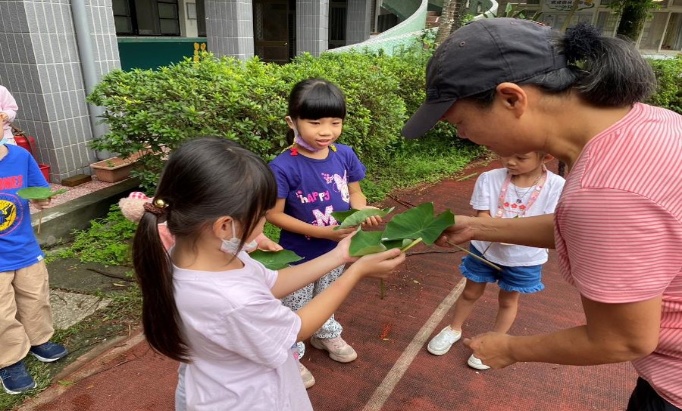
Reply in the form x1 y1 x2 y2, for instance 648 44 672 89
269 144 366 263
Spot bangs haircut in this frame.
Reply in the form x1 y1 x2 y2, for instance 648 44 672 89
289 78 347 121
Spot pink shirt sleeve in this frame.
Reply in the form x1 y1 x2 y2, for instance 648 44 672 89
557 188 682 303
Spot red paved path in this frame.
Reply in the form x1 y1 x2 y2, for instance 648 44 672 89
19 160 636 411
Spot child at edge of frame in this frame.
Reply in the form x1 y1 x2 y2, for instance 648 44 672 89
0 142 69 395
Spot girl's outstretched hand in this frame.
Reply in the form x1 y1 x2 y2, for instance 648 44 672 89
321 225 356 242
333 230 358 264
360 206 383 227
255 234 283 252
30 198 52 210
350 248 405 280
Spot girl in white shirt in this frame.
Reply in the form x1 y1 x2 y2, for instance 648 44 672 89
132 137 405 411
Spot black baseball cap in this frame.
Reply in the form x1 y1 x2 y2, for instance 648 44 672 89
402 18 567 139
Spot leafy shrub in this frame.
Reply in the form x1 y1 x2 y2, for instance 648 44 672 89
87 46 461 188
51 204 137 266
88 54 290 190
647 56 682 114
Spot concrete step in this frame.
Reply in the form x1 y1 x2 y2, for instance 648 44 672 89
31 178 140 248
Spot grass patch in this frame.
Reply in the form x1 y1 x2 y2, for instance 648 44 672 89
363 138 485 203
0 286 142 410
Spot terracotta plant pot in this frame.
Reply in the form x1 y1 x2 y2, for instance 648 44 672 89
90 153 142 183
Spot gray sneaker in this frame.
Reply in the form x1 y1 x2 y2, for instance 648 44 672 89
427 326 462 356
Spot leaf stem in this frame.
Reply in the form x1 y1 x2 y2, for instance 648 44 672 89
446 241 502 271
401 237 423 253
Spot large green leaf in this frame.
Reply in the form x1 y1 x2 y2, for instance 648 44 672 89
249 249 303 270
349 231 388 257
331 209 358 222
381 202 454 245
382 238 414 251
332 207 395 229
17 187 67 200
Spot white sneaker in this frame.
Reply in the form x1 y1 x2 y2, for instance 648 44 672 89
310 336 358 363
427 326 462 356
467 354 490 370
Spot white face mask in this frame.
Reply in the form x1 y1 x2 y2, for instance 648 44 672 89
220 222 258 255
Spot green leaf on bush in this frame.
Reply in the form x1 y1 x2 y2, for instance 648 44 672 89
250 249 303 270
17 187 68 200
332 207 394 229
382 202 454 245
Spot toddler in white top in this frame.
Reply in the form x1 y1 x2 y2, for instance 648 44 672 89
427 152 564 370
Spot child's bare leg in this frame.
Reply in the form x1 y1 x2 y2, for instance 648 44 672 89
449 280 486 331
492 289 520 333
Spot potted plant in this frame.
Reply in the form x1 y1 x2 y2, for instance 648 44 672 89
90 152 143 183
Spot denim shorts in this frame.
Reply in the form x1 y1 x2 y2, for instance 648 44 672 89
459 245 544 294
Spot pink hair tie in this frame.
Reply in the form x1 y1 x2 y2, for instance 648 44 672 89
129 191 151 201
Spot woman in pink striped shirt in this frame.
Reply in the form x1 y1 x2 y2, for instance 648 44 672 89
403 19 682 411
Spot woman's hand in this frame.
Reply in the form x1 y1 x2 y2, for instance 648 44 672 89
435 215 475 247
463 332 516 369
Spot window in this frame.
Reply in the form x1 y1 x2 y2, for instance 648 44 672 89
595 10 619 36
639 12 669 50
113 0 180 36
661 13 682 50
113 0 134 34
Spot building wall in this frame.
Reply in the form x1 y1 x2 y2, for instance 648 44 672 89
0 0 119 183
296 0 330 56
512 0 682 54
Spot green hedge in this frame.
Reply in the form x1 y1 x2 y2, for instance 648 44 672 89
647 55 682 114
87 43 460 190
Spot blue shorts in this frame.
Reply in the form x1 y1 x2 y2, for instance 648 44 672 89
459 245 544 294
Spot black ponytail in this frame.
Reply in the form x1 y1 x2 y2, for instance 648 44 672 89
561 22 656 107
133 208 188 362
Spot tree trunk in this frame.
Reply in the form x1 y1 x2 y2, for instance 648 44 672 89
616 1 649 41
435 0 463 45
